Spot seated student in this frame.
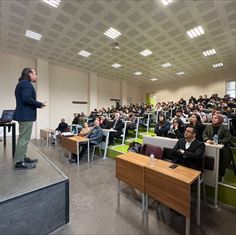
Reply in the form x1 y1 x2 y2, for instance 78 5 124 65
126 113 137 134
78 122 91 137
154 114 171 137
109 112 124 144
52 118 69 143
72 113 79 125
69 119 103 163
56 118 69 133
171 126 205 171
100 115 112 129
203 114 232 180
188 113 205 142
167 118 185 139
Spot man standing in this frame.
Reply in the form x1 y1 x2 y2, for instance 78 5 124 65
13 68 46 169
172 126 205 171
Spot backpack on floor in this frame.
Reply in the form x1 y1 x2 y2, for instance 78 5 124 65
128 141 142 153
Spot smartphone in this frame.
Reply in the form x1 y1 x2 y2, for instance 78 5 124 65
169 164 178 169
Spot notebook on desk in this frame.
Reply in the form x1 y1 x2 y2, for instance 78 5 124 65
0 110 14 123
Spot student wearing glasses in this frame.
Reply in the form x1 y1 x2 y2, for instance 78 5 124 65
171 126 205 171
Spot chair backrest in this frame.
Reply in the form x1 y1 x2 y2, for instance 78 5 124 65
140 144 163 159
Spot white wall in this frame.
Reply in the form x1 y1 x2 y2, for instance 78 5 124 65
0 52 35 137
0 51 145 138
146 69 236 103
127 83 145 104
97 77 121 109
49 64 89 129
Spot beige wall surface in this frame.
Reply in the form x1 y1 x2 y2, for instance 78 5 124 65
127 83 145 104
97 76 121 109
0 51 145 138
146 69 236 103
49 64 89 129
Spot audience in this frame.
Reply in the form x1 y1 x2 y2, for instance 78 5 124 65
69 119 103 163
167 118 185 139
154 114 171 137
203 114 232 180
188 113 205 141
171 126 205 171
78 122 91 137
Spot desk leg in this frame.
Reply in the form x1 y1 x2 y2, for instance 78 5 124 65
186 217 190 235
77 142 80 165
214 150 220 208
141 193 145 211
135 119 140 139
103 132 110 159
146 114 150 133
47 134 49 147
12 123 16 158
3 125 6 147
145 194 149 213
122 122 127 145
197 177 201 225
117 179 120 196
87 141 90 162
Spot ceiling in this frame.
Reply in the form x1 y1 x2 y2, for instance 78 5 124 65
0 0 236 85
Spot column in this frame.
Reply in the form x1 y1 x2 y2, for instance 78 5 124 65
88 72 98 113
35 59 50 139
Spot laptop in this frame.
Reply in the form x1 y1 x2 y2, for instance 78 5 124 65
0 110 15 123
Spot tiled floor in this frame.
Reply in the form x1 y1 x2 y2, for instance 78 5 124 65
28 139 236 235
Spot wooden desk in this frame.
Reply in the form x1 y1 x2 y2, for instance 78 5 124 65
40 129 54 146
61 135 90 165
0 122 16 158
144 160 201 235
116 152 150 211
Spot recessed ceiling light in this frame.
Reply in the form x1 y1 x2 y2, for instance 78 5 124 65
140 49 152 57
161 0 172 6
213 62 223 68
134 72 142 75
187 26 205 38
25 30 42 41
42 0 61 8
78 50 91 57
161 63 172 68
176 72 185 76
112 63 122 68
150 78 157 81
104 27 121 40
203 49 216 57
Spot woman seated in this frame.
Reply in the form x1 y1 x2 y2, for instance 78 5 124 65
78 122 91 137
188 113 205 141
154 114 171 137
167 118 185 139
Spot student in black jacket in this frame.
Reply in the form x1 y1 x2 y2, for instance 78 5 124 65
172 125 205 171
109 112 124 144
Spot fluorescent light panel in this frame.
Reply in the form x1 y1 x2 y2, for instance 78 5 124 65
104 27 121 39
134 72 142 75
203 49 216 56
161 0 172 6
112 63 122 68
150 78 157 81
140 49 152 57
25 30 42 41
213 62 223 68
176 72 185 76
161 63 172 68
42 0 61 8
78 50 91 57
187 26 204 38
